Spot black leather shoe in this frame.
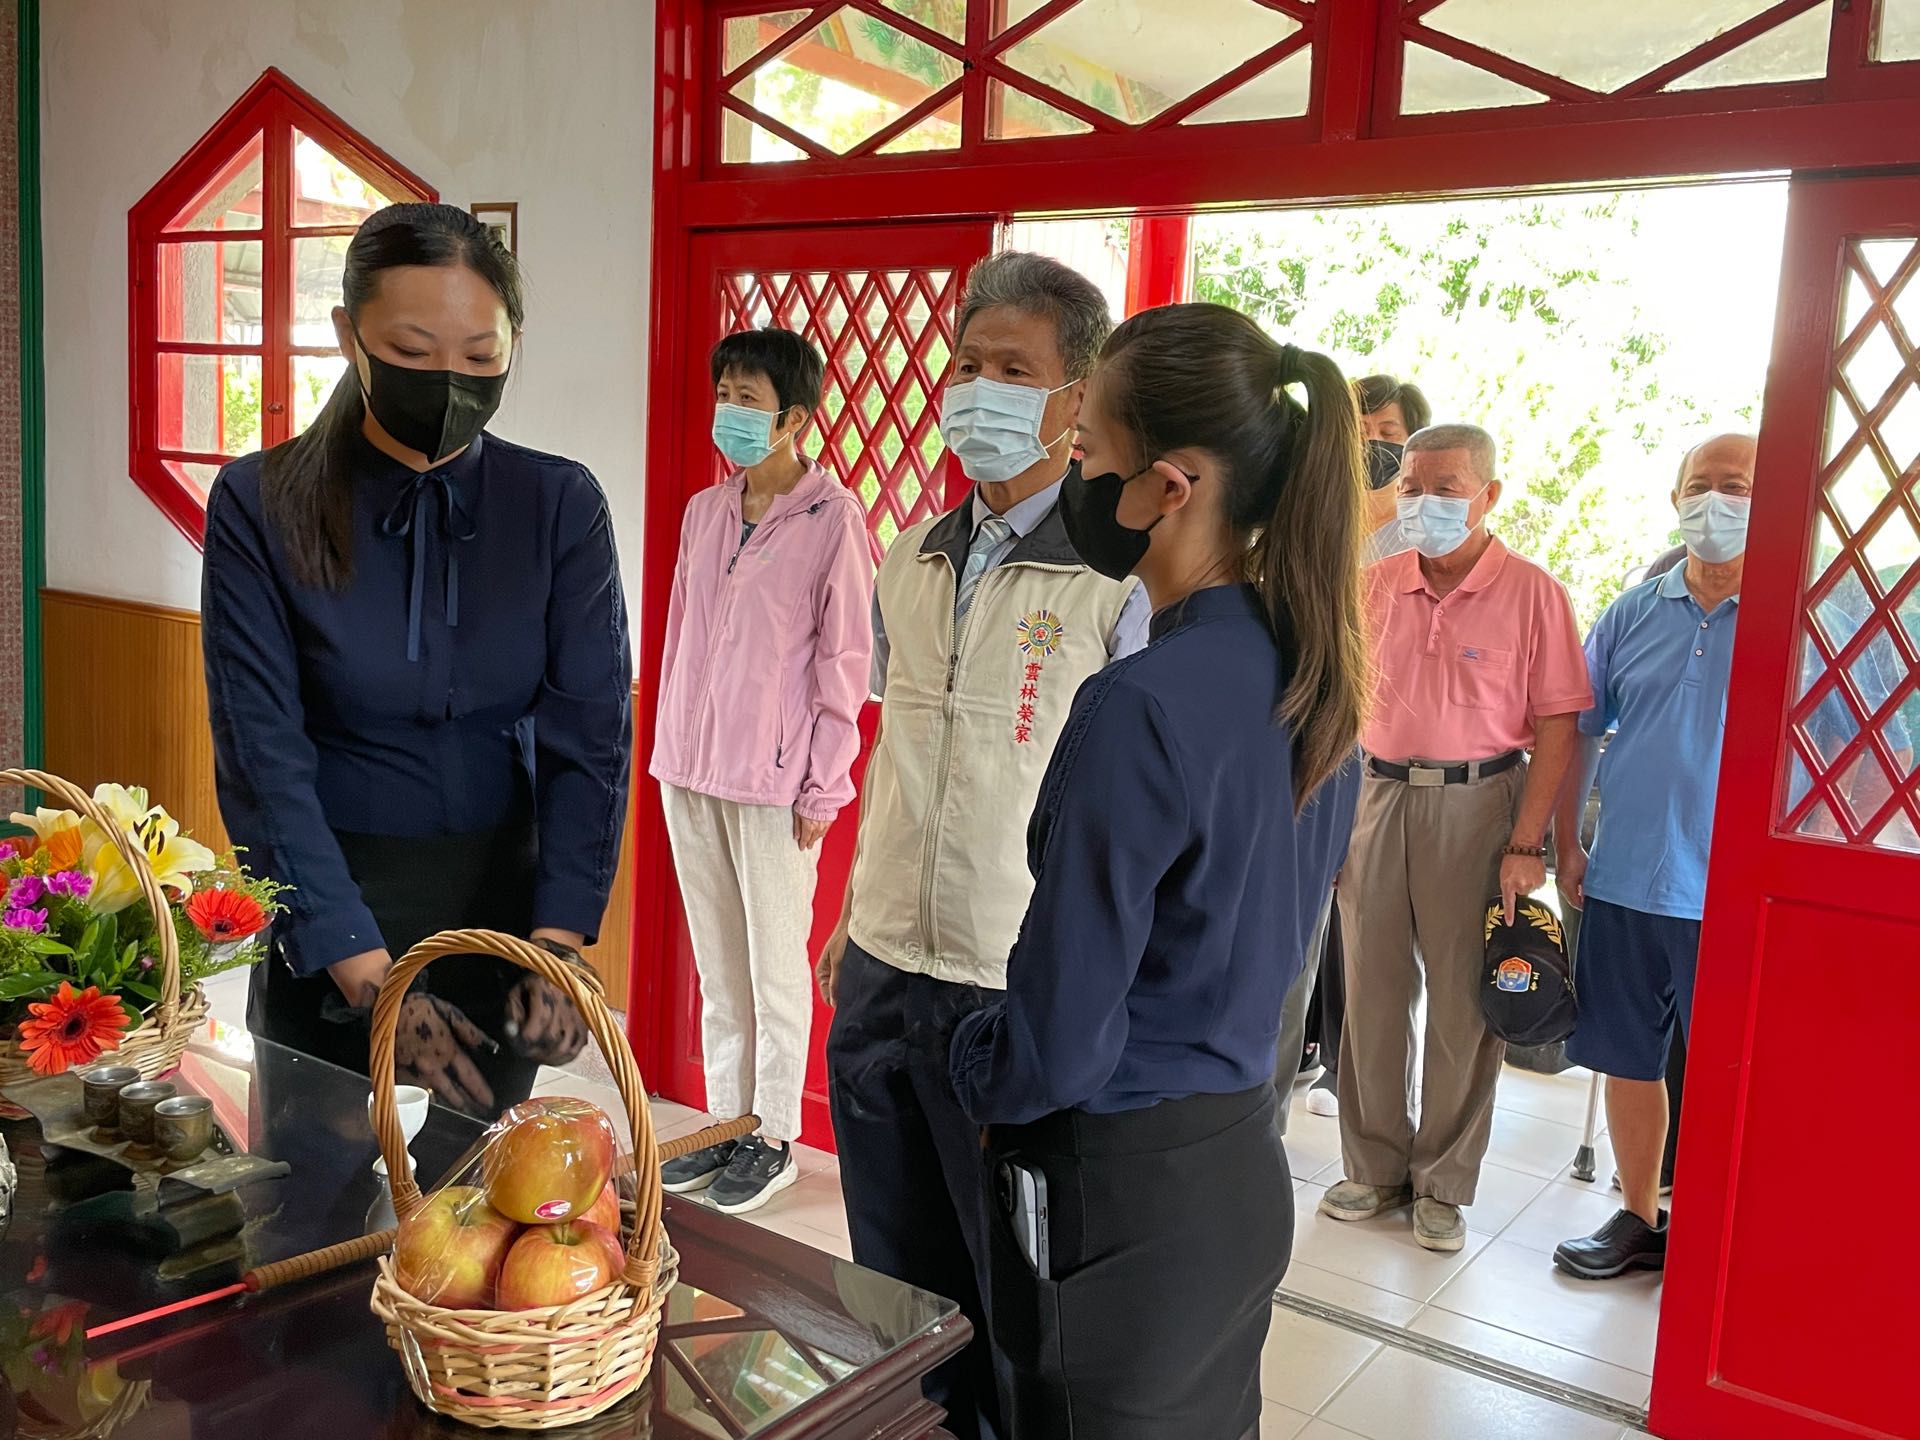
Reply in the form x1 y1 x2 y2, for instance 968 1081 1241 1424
1553 1208 1668 1280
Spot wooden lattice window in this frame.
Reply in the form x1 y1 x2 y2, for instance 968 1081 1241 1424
1393 0 1841 118
715 266 963 561
1784 233 1920 852
128 69 434 544
714 0 1323 165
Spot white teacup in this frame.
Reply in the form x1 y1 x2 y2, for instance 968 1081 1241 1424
369 1084 431 1176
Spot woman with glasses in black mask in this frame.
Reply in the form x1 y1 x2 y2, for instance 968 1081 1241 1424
202 203 631 1118
948 304 1368 1439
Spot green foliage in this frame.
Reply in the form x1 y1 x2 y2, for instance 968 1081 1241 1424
1193 194 1770 628
1 842 287 1028
223 366 262 453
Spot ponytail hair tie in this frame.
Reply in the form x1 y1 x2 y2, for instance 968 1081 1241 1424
1277 344 1303 386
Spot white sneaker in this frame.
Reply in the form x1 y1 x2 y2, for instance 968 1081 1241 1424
1306 1086 1340 1118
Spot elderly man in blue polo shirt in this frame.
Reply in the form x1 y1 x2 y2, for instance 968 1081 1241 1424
1550 433 1754 1280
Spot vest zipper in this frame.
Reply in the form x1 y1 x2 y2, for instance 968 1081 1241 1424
918 561 989 963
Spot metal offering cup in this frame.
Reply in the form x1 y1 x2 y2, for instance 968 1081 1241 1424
117 1080 178 1150
81 1064 142 1133
154 1095 215 1164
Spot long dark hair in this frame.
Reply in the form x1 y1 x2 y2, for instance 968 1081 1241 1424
1098 303 1369 807
262 203 526 589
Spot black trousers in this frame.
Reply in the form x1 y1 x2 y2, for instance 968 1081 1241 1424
984 1086 1292 1440
826 942 1003 1440
1306 899 1346 1078
248 825 544 1119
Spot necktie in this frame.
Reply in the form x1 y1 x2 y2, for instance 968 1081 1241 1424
955 516 1013 626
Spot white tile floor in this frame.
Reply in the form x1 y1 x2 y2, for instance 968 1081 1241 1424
640 1063 1662 1440
208 973 1659 1438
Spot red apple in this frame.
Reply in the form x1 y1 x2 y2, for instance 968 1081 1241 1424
482 1098 616 1225
580 1181 620 1236
392 1185 519 1309
495 1221 621 1310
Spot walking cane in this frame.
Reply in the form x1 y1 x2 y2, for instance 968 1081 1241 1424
1571 1071 1602 1183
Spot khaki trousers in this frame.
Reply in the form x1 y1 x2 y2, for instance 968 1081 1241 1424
1336 764 1523 1205
662 785 820 1143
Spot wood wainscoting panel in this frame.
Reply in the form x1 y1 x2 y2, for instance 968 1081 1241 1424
41 590 226 847
38 590 634 1010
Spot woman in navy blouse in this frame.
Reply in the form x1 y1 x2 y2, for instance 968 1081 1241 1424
202 204 631 1117
947 305 1368 1439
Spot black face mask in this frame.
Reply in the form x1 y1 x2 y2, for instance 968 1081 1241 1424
354 326 509 463
1365 439 1405 491
1060 464 1164 581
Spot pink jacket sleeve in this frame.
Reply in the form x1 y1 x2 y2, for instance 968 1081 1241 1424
795 501 875 822
654 507 694 737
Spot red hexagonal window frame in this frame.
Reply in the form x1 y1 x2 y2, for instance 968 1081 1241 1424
127 69 435 547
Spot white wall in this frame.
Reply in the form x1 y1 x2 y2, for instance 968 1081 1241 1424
41 0 654 611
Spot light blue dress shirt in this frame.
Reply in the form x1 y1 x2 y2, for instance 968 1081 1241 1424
1580 566 1737 921
869 478 1152 696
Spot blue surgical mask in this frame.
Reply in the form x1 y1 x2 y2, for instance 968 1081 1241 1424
1678 491 1750 564
939 376 1073 484
713 403 785 468
1397 492 1479 558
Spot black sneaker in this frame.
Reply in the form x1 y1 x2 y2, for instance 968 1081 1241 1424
706 1137 797 1215
661 1139 737 1194
1553 1208 1669 1280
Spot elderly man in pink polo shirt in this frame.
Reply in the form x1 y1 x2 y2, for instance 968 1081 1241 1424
1321 423 1591 1253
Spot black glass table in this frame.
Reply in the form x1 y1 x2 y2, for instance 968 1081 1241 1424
0 1032 965 1438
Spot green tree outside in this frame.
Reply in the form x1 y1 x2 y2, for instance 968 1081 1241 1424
1192 193 1777 628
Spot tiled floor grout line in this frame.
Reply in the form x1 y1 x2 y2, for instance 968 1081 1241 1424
1272 1289 1652 1432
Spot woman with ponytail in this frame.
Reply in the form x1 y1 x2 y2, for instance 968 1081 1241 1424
947 303 1368 1438
202 203 631 1117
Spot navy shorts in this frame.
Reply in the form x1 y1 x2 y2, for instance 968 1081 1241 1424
1565 896 1701 1082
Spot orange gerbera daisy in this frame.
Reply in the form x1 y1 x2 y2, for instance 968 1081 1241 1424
185 888 268 944
17 983 130 1076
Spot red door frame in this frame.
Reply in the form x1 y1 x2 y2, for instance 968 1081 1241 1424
633 6 1920 1435
643 220 996 1149
1652 169 1920 1440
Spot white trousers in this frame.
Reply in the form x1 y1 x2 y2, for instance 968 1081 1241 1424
661 785 819 1143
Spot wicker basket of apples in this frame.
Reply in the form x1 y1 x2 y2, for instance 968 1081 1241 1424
366 929 749 1431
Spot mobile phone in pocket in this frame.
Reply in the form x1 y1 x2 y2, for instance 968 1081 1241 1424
995 1159 1050 1280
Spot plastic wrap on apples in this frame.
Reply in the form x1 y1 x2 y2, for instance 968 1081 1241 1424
391 1097 627 1312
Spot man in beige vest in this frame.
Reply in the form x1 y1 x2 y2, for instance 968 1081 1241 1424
816 252 1146 1440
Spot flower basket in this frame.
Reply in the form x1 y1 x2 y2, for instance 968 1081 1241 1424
13 1379 153 1440
367 930 737 1431
1 1297 152 1438
0 771 214 1086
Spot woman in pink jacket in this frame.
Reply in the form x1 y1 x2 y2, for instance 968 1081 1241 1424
651 328 874 1212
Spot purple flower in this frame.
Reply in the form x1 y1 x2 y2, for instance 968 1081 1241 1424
0 841 14 860
45 870 90 898
8 875 46 907
4 906 47 934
